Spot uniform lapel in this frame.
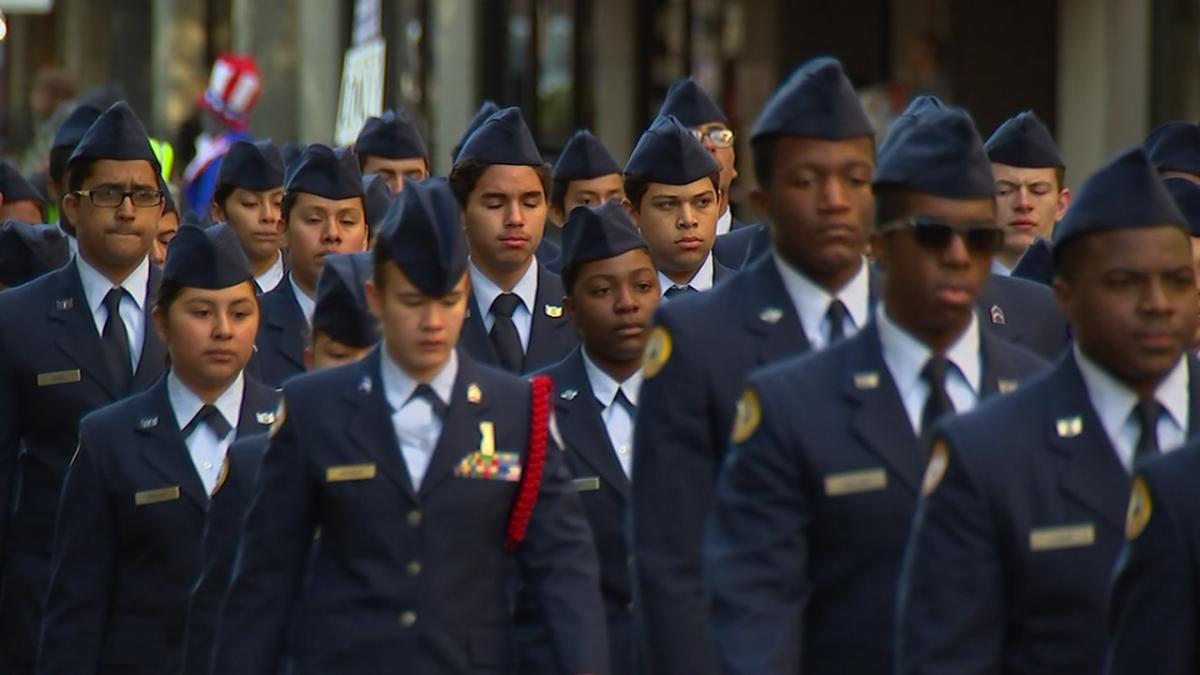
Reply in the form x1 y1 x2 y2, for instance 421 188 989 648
236 378 280 438
526 265 571 366
460 292 500 367
264 279 307 371
135 377 210 511
48 264 119 398
419 358 492 498
344 350 418 502
741 256 809 365
553 350 630 498
844 323 924 493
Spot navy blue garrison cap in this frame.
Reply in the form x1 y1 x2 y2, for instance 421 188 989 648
313 251 378 347
874 96 995 199
452 100 501 161
0 221 69 287
284 144 364 200
985 110 1064 168
280 141 306 172
553 130 622 182
455 107 543 167
1145 121 1200 175
0 161 44 204
361 173 394 229
1163 177 1200 237
163 222 254 289
625 115 721 186
559 199 648 282
658 77 728 128
356 109 428 160
67 101 160 174
376 177 468 296
751 56 874 142
1053 147 1187 265
52 104 104 152
218 140 285 191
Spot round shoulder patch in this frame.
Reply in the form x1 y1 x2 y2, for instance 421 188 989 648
1126 476 1153 541
731 387 762 444
922 440 950 496
268 399 287 439
212 455 231 496
642 326 673 379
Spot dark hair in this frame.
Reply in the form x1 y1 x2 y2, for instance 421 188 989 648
212 182 237 213
448 159 551 208
281 190 301 226
623 172 721 211
1054 167 1067 191
66 157 97 193
372 235 396 290
549 176 570 210
751 135 779 190
872 185 914 228
49 147 72 185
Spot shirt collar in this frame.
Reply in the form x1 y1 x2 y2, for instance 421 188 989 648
991 259 1012 276
380 347 459 412
469 256 539 316
166 369 245 431
581 347 644 408
716 209 733 235
76 254 150 315
877 303 982 395
256 251 286 291
773 253 870 340
289 274 316 326
658 252 715 295
1074 343 1190 438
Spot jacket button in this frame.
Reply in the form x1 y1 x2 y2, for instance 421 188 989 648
399 610 417 627
406 510 422 527
405 561 422 576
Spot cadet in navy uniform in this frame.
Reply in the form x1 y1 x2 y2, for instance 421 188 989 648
0 220 70 289
0 102 169 674
897 148 1200 675
37 222 277 675
708 95 1048 675
983 110 1071 276
208 140 287 293
183 251 378 675
1145 120 1200 183
254 145 368 386
657 77 743 236
518 201 660 675
1107 437 1200 674
449 107 577 374
630 57 878 675
212 178 607 674
355 108 430 194
546 129 625 252
625 115 733 298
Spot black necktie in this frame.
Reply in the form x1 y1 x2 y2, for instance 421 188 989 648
183 405 232 441
613 388 636 415
1133 398 1163 466
920 356 956 445
411 383 448 420
826 299 848 344
664 285 698 299
489 293 524 372
102 287 132 391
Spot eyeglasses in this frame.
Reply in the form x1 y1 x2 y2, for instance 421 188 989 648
74 187 164 208
690 127 735 149
882 216 1006 255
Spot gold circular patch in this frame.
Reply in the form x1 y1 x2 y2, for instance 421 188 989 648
731 387 762 444
922 440 950 496
268 399 287 439
212 455 231 496
1126 476 1153 541
642 326 673 379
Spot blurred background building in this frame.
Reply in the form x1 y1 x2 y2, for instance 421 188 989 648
0 0 1197 203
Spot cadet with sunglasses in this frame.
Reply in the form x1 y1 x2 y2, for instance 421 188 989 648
0 102 169 674
897 147 1200 675
704 96 1046 675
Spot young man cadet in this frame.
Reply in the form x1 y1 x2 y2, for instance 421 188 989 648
209 139 287 293
450 107 577 374
631 56 878 675
1145 121 1200 184
0 101 169 674
625 115 732 298
183 251 378 675
704 99 1047 675
211 178 608 674
45 103 102 244
37 222 278 675
544 128 625 270
0 161 46 224
517 200 660 675
254 144 368 386
354 108 430 194
658 77 742 235
984 110 1071 275
897 147 1200 675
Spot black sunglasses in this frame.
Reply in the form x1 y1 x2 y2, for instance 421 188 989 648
883 217 1006 255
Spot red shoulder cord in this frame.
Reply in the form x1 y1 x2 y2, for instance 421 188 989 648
505 375 552 553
